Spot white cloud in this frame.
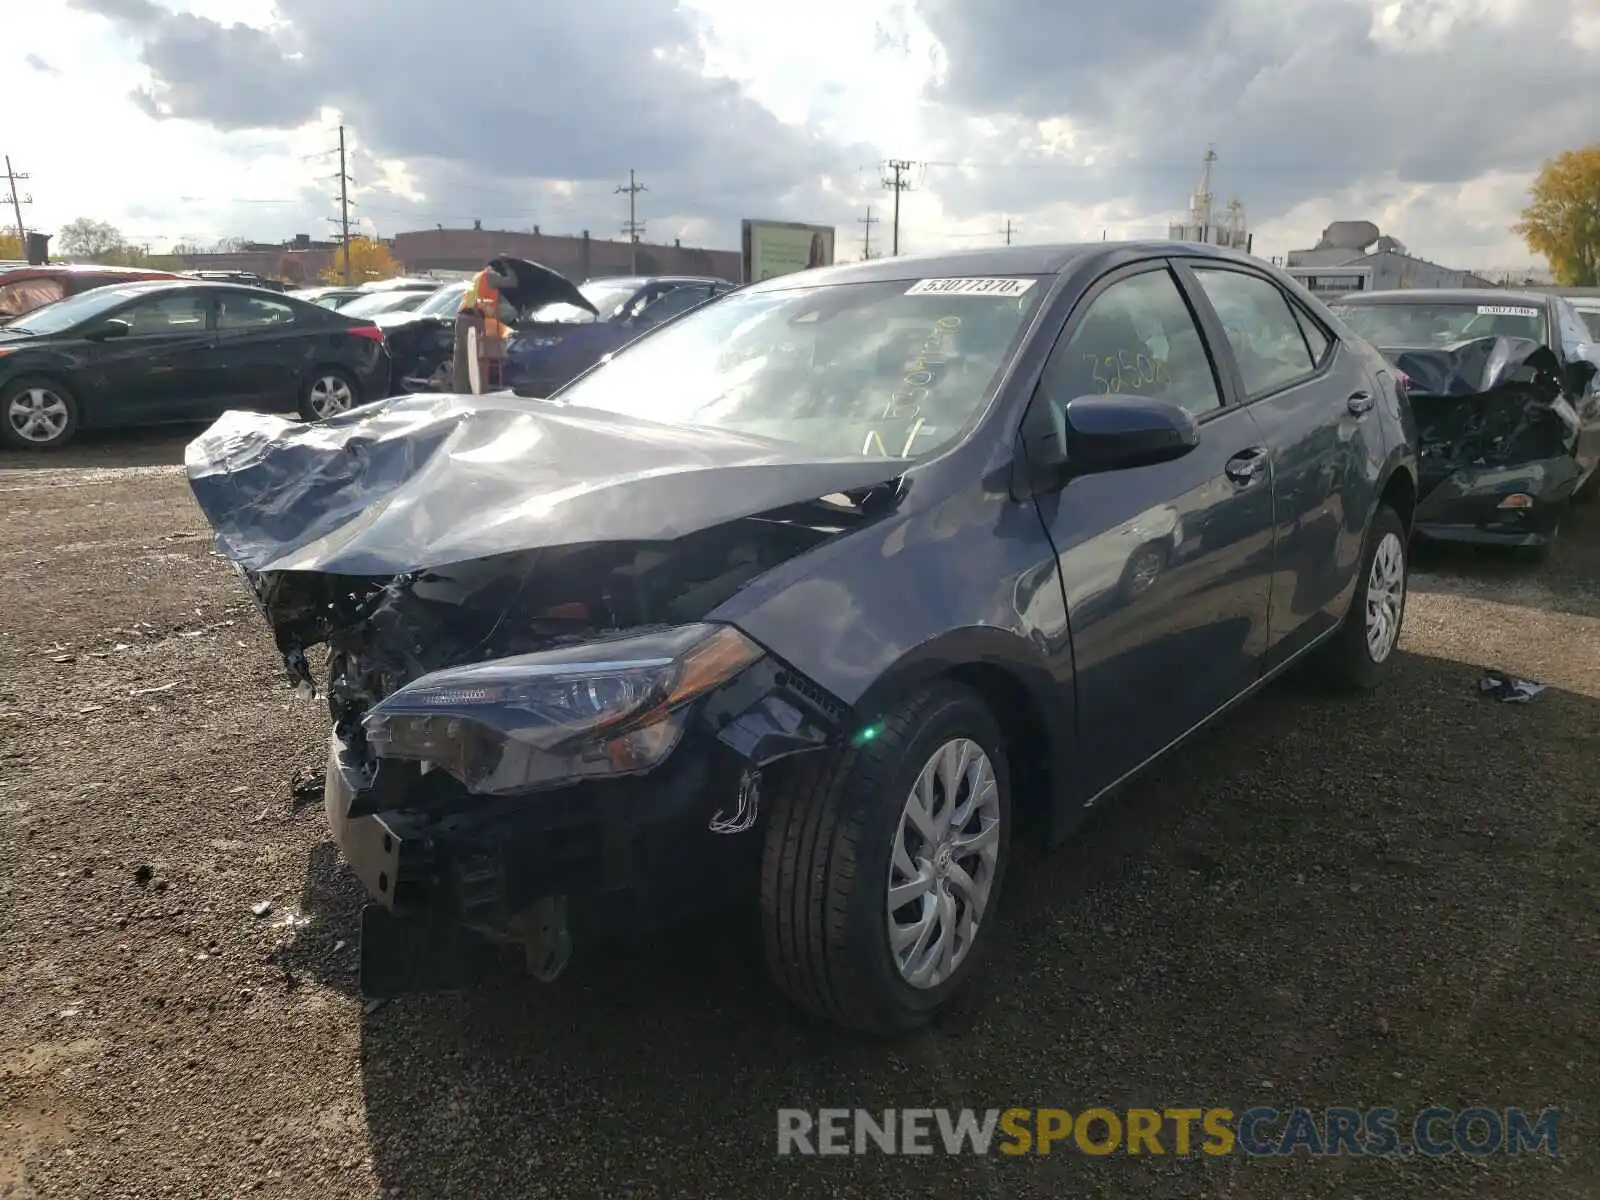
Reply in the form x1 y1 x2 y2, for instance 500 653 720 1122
3 0 1569 271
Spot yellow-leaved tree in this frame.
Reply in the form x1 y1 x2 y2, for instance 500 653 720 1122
319 237 399 284
0 232 22 259
1514 144 1600 286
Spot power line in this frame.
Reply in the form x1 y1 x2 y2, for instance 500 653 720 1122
326 125 354 284
3 155 31 240
616 169 647 273
858 205 880 260
881 159 914 256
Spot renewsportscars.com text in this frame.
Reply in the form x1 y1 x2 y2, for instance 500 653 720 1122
776 1106 1559 1158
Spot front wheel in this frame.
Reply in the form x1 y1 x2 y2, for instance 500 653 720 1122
760 681 1012 1035
1319 503 1408 690
2 377 80 450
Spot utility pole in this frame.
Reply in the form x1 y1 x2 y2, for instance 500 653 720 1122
616 170 647 273
3 156 30 242
881 159 914 256
1001 218 1019 246
858 205 880 259
336 126 352 284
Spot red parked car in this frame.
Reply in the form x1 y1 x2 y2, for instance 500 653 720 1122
0 263 185 323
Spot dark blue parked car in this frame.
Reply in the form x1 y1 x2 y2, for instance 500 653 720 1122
186 242 1417 1034
504 274 734 395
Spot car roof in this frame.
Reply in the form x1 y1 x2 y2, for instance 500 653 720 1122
0 263 182 282
1335 287 1551 307
61 279 307 300
736 241 1263 293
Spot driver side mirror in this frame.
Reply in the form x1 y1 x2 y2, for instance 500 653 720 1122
84 318 131 342
1019 393 1199 494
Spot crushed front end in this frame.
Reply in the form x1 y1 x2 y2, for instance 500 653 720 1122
185 395 908 997
1394 337 1587 548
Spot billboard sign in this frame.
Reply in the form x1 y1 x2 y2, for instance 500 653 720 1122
741 219 836 283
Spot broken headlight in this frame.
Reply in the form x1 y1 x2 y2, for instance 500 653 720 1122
361 623 764 796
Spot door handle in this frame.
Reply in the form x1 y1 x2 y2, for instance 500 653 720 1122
1225 447 1268 486
1347 390 1374 415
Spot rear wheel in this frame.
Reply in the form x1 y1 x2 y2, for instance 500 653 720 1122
1319 504 1407 690
760 681 1012 1035
299 369 359 421
2 377 79 450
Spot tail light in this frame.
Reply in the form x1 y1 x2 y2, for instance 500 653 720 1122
349 324 385 343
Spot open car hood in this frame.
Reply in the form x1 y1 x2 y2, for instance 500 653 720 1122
490 257 598 319
185 393 910 578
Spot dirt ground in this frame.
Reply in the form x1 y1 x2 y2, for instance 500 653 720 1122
2 429 1597 1200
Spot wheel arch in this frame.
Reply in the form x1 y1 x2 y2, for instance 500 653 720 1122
847 626 1068 834
1378 461 1417 534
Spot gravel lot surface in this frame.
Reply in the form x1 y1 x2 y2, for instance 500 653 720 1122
2 430 1597 1199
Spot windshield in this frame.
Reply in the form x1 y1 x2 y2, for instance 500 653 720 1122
547 276 1046 459
531 281 639 324
5 284 161 336
338 291 423 318
413 281 470 316
1331 301 1548 347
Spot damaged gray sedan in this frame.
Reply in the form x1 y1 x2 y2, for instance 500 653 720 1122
1331 289 1600 559
189 243 1417 1034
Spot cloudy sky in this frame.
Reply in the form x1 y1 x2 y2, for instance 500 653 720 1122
8 0 1597 268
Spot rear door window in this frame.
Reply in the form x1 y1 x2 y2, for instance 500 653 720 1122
1190 267 1318 398
1290 303 1331 365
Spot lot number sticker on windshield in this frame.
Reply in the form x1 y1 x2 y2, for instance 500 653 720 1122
1477 305 1540 318
905 277 1036 298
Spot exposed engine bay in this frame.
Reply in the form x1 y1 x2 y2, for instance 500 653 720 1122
1389 337 1583 498
230 487 893 801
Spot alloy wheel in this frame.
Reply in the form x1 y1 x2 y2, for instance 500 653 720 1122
6 387 70 444
1365 530 1406 663
887 737 1002 989
307 375 354 418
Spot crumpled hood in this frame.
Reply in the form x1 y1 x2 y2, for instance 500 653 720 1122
1377 335 1559 396
1378 335 1582 504
185 393 910 577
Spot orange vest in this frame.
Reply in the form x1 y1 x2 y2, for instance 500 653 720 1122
462 269 507 337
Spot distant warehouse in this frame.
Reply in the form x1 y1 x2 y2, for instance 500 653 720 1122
1284 220 1495 300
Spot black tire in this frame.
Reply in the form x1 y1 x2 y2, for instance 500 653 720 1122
1 375 80 450
1319 503 1408 691
298 367 361 422
759 681 1013 1035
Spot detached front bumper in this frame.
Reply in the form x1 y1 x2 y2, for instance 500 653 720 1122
1413 456 1579 548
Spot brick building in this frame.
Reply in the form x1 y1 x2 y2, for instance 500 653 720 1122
165 235 339 284
391 227 740 282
